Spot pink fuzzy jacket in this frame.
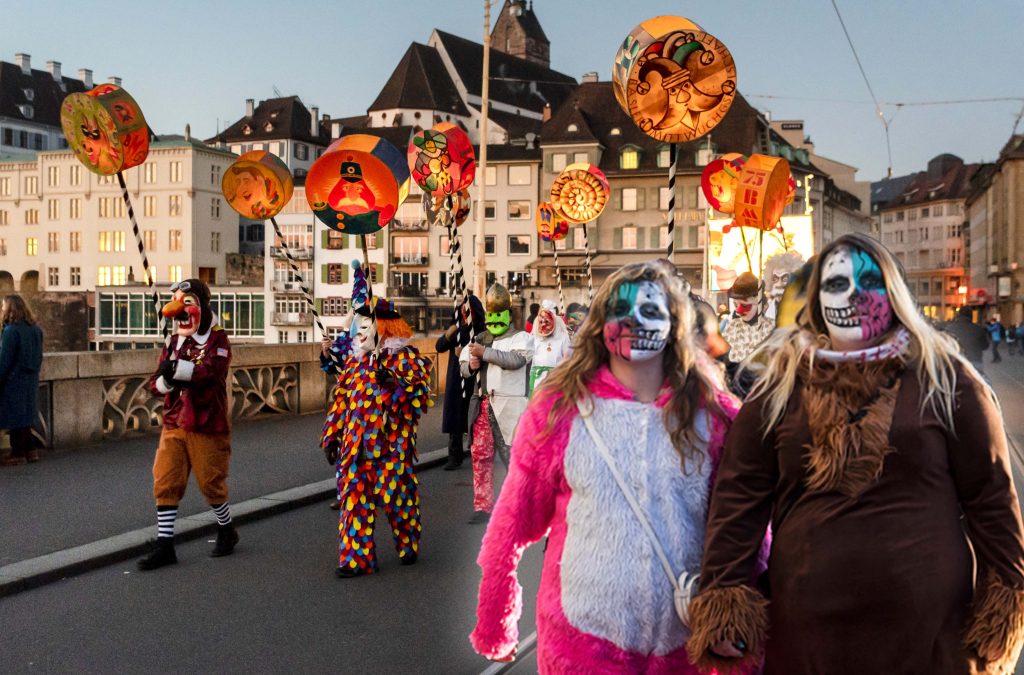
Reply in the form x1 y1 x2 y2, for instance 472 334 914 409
470 366 747 673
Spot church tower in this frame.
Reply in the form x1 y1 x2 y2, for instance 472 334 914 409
490 0 551 68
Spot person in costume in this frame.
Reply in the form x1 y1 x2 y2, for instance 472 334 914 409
470 260 750 672
528 300 571 396
762 251 804 322
435 294 486 470
460 283 533 520
687 233 1024 675
721 272 774 365
320 262 431 578
138 279 237 570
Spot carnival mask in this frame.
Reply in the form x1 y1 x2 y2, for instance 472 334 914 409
352 313 377 355
161 282 206 338
819 245 893 347
733 294 761 322
486 310 511 336
603 280 671 362
770 270 791 301
536 308 556 338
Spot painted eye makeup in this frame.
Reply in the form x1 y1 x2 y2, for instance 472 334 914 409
822 276 850 294
859 272 884 291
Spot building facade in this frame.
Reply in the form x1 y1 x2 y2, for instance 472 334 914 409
0 53 93 156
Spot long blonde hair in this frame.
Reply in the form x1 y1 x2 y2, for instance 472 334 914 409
748 232 981 434
538 259 728 465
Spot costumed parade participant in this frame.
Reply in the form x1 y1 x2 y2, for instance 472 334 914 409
460 283 533 520
471 260 755 673
435 294 486 471
688 233 1024 674
721 272 774 365
139 279 237 570
528 300 571 396
762 252 804 322
321 262 431 578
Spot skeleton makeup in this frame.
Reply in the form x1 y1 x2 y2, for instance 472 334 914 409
603 280 671 362
819 245 893 348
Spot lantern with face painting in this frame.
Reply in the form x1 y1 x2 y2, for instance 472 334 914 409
701 153 746 213
61 84 149 176
408 122 476 197
222 151 294 220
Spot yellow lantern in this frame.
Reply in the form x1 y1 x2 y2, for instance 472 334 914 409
222 150 294 220
550 163 610 224
60 84 149 176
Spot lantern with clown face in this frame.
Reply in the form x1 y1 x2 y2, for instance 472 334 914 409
61 83 149 176
701 153 746 213
408 123 476 197
818 245 894 348
161 279 212 338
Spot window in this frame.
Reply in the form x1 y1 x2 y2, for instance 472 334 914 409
948 224 962 238
950 248 962 265
896 211 905 222
99 197 124 219
507 271 531 291
0 178 9 195
322 297 349 316
921 227 929 241
326 230 347 249
921 207 929 218
279 332 290 344
97 266 112 286
327 263 347 284
657 146 672 168
908 209 917 221
920 280 930 295
47 267 59 286
508 165 531 185
474 235 496 255
211 165 221 186
552 153 567 173
481 166 497 186
168 265 183 283
144 195 157 217
896 230 904 243
48 199 59 220
883 213 893 223
508 234 530 255
144 230 157 251
145 267 157 284
144 162 157 183
621 188 638 211
169 195 182 216
507 200 530 220
98 231 126 252
294 143 309 160
99 174 114 185
47 166 60 186
393 235 428 264
482 200 496 219
296 330 309 344
0 210 6 225
25 176 38 195
25 209 39 225
211 198 221 219
169 230 182 252
573 152 588 165
210 231 221 253
169 161 182 183
26 237 38 256
70 198 81 219
0 239 5 256
70 165 80 186
70 267 80 286
659 225 670 250
620 149 639 170
933 204 944 216
47 232 59 252
440 235 452 256
622 226 638 249
659 186 672 211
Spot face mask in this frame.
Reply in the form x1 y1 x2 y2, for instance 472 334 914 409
486 310 510 336
536 309 555 338
162 290 203 337
819 245 893 347
733 294 761 322
603 280 671 362
353 314 377 355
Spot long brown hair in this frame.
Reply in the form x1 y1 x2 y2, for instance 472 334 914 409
537 260 728 466
2 294 35 326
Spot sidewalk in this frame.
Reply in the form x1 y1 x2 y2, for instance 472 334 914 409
0 408 447 598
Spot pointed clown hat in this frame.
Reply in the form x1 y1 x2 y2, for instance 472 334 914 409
351 260 400 319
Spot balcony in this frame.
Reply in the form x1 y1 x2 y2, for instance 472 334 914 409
391 254 430 266
270 246 313 260
391 286 428 298
271 280 307 293
271 312 311 326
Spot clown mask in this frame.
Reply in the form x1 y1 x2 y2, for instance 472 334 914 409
161 288 203 337
603 280 671 362
536 308 556 338
486 310 511 336
733 293 762 322
819 245 893 348
352 313 377 355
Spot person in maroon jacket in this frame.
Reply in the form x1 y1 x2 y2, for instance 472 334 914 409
137 279 237 570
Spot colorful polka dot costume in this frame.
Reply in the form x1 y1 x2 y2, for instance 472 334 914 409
321 333 432 573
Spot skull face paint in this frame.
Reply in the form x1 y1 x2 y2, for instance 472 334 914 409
819 245 893 347
603 280 671 362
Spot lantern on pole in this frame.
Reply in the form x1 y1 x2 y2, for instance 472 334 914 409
222 150 294 220
61 84 149 176
408 122 476 198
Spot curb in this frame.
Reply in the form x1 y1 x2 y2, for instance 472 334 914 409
0 448 449 599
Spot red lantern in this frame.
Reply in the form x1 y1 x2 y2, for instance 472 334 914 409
701 153 746 213
408 122 476 197
61 84 149 175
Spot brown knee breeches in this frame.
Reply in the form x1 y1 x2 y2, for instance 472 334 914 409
152 428 232 506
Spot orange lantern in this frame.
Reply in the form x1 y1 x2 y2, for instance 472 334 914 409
537 202 570 242
60 84 149 175
701 153 746 213
408 122 476 197
612 16 703 112
306 134 410 234
613 16 737 143
222 150 294 220
732 154 791 231
454 188 472 226
550 163 610 224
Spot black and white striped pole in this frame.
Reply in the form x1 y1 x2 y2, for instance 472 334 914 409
666 143 678 261
116 171 167 342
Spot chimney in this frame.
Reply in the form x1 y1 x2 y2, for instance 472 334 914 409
185 124 191 141
311 106 319 135
15 53 30 75
108 76 122 87
542 103 552 122
78 68 93 88
47 60 61 81
245 98 254 117
581 71 598 83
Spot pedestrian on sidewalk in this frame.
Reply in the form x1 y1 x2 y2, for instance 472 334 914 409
688 234 1024 674
0 295 44 466
137 279 238 570
471 260 749 671
321 262 432 578
434 294 485 470
939 306 989 374
987 315 1004 363
1007 322 1019 356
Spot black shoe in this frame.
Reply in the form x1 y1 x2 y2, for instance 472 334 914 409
210 524 239 558
399 551 418 566
468 511 491 524
335 565 367 579
329 499 341 510
137 538 177 571
443 456 464 471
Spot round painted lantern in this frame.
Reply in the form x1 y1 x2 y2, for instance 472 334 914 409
305 134 410 234
408 122 476 197
536 202 570 242
60 84 149 176
701 153 746 214
423 189 472 227
613 16 737 143
731 154 791 231
222 150 294 220
454 188 472 226
549 163 610 224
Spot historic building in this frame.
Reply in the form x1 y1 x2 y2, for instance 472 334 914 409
0 53 91 155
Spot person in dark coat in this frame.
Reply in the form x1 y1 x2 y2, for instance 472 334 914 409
939 306 989 374
435 294 485 470
0 295 44 466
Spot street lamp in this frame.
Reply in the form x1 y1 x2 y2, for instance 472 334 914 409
958 285 968 307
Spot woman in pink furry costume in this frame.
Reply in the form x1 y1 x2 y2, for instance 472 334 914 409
470 260 752 673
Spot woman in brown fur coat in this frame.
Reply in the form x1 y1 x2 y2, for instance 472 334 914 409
687 233 1024 674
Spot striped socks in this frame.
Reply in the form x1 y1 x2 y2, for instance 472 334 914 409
157 505 177 539
211 502 232 526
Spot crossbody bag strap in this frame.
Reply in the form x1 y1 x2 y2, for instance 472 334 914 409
575 399 680 593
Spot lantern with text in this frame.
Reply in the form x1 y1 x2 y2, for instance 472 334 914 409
222 150 294 220
408 122 476 197
732 154 791 231
306 134 410 234
61 84 149 176
550 163 610 224
612 16 703 112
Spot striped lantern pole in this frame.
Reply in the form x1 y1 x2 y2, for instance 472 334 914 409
116 171 166 341
552 248 565 316
666 143 678 261
581 223 594 305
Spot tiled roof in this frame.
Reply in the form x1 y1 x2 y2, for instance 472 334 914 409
207 96 329 145
497 0 549 43
874 155 980 211
369 43 468 116
471 143 542 161
468 104 543 140
335 124 415 153
0 61 88 127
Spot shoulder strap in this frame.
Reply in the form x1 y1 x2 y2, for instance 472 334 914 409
575 399 680 592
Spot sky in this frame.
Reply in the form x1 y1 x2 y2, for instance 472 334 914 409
3 0 1023 183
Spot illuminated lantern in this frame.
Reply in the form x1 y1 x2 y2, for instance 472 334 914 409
306 134 410 234
60 84 149 175
701 153 746 213
732 154 791 231
613 16 737 143
454 188 472 226
408 122 476 197
785 174 797 206
222 150 294 220
536 202 570 242
549 163 610 223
